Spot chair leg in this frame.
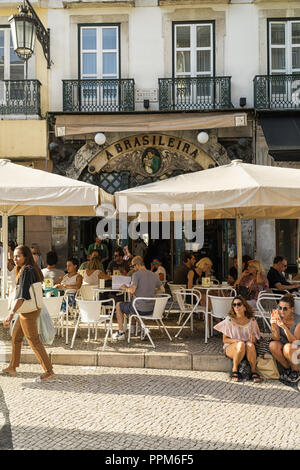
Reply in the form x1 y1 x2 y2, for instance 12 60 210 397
70 315 81 349
160 320 172 341
175 313 192 338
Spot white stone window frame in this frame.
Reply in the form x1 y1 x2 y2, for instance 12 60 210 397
269 20 300 75
174 22 214 78
79 24 120 80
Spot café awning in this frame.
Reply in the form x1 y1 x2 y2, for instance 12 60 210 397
259 113 300 162
55 112 247 137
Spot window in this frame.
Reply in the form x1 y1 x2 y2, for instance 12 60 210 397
79 25 120 109
0 27 24 81
80 25 119 79
269 20 300 105
174 23 214 78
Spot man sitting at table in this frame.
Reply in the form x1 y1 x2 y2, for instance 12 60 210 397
112 256 165 341
107 247 128 275
267 256 299 294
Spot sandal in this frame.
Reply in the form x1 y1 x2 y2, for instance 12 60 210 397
0 368 17 376
251 372 261 383
230 371 240 382
34 372 55 383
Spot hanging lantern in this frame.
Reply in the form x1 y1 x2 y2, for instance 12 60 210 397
8 3 37 62
94 133 106 146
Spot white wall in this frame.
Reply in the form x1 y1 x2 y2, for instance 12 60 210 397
225 4 259 108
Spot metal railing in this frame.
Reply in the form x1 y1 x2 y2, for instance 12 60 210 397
254 74 300 109
0 79 41 115
63 78 135 112
158 76 232 111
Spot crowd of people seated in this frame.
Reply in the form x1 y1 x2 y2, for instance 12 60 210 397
2 239 300 387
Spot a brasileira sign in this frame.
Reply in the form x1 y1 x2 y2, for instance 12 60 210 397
102 133 201 160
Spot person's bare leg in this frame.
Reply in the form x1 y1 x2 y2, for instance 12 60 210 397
225 341 246 380
283 343 300 372
115 302 124 331
246 342 257 372
269 341 290 369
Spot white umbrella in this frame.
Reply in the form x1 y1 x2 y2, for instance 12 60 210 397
0 159 112 296
115 160 300 275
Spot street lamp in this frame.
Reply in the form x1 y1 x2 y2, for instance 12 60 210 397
8 0 51 68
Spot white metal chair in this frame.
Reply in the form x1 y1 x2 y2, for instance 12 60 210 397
173 289 206 338
166 282 186 318
71 298 115 351
294 296 300 315
256 292 283 331
128 294 171 348
42 295 63 334
205 287 236 343
207 294 235 342
78 285 98 301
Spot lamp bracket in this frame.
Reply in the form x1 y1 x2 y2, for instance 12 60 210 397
24 0 51 68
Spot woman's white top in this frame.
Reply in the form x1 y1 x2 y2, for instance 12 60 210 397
83 270 100 285
62 273 79 294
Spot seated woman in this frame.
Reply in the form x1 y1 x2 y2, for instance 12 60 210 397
55 258 83 313
234 259 269 308
82 257 111 285
214 296 261 383
269 294 300 384
195 257 213 283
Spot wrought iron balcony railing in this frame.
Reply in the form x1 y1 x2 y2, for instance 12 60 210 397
63 79 135 112
0 80 41 115
159 76 232 111
254 74 300 109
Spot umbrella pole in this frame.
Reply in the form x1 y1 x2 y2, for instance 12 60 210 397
1 213 8 299
236 216 242 278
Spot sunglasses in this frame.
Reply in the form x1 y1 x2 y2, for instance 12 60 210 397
279 306 289 311
232 301 243 307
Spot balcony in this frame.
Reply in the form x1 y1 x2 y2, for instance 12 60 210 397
158 76 232 111
254 74 300 109
63 79 135 112
0 80 41 115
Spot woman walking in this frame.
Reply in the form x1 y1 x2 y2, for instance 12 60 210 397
1 245 55 382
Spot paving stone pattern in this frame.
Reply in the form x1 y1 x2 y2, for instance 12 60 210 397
0 364 299 450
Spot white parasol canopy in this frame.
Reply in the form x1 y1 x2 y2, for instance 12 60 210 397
115 160 300 275
0 159 112 296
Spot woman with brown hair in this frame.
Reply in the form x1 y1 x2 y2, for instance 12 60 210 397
1 245 55 382
82 257 111 285
214 296 261 383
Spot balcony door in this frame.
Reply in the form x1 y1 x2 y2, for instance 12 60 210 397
0 27 25 106
79 25 120 111
269 20 300 107
173 22 214 108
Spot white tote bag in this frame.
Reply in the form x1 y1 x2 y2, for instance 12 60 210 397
16 282 43 314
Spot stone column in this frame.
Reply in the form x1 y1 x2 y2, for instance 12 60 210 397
255 126 276 270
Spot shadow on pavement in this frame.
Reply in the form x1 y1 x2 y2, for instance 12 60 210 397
20 371 300 409
0 386 13 450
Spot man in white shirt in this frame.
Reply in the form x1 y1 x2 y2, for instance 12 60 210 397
151 257 166 284
42 251 65 285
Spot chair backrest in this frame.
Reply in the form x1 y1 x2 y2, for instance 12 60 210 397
132 295 170 319
294 297 300 315
79 285 98 301
167 282 186 301
208 295 235 319
174 289 200 311
206 287 236 297
256 294 283 314
77 299 114 323
0 299 8 320
42 297 64 319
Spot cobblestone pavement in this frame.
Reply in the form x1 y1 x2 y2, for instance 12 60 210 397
0 364 299 450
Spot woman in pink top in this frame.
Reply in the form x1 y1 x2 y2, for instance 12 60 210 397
214 296 261 383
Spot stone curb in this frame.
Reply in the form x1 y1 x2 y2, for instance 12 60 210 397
1 349 232 372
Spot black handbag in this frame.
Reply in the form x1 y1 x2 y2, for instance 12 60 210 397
236 285 256 301
238 358 252 381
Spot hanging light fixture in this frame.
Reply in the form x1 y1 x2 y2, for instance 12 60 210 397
94 133 106 146
8 0 51 68
197 131 209 144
